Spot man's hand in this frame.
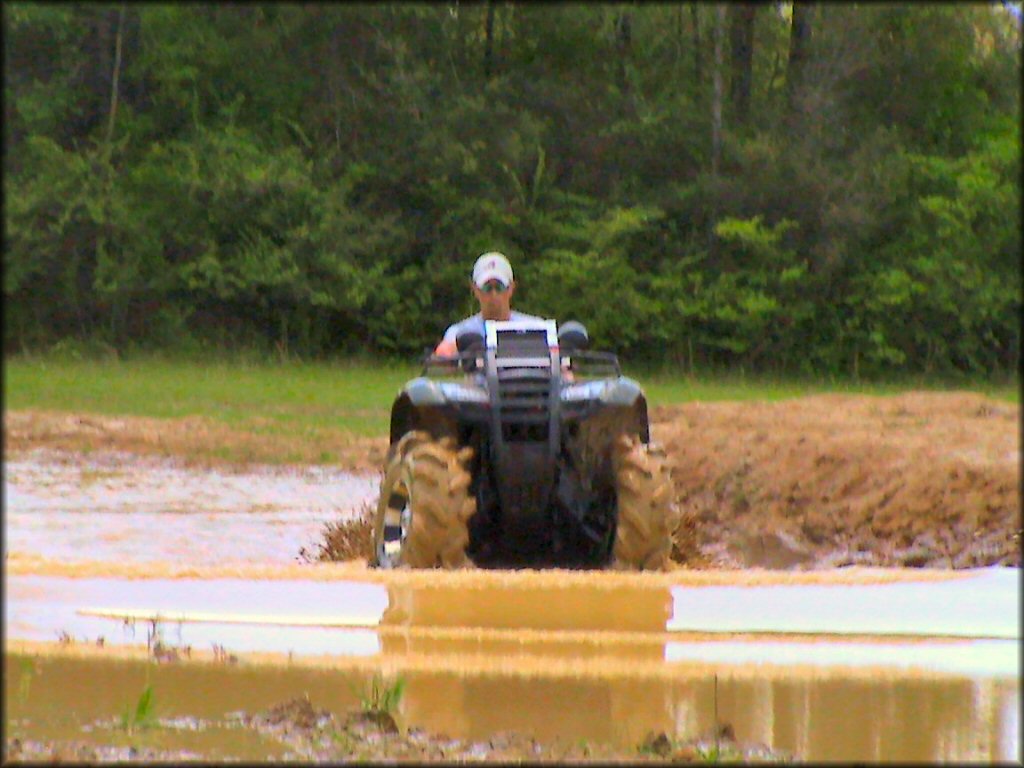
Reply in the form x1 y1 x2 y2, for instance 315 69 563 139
434 339 458 357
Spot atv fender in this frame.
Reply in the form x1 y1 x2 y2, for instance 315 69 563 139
562 376 650 443
389 377 486 445
598 376 644 407
603 377 650 443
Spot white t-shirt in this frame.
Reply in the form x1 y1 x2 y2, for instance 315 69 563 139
441 311 545 343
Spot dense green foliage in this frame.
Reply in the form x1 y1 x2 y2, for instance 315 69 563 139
4 3 1020 376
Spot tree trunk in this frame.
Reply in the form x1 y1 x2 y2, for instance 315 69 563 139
786 1 813 115
87 6 114 136
446 2 465 89
712 5 724 179
728 3 756 126
615 8 633 92
327 13 344 153
709 3 726 261
690 4 702 86
483 0 495 80
676 5 683 63
105 4 126 146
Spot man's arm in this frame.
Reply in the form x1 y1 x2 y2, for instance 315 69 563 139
434 338 457 356
434 319 461 357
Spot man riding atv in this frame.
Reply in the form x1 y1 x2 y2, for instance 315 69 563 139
373 251 679 571
433 252 540 358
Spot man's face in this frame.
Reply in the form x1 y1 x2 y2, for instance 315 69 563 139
472 278 515 319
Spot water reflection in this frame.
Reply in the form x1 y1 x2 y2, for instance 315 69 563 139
380 582 672 633
6 571 1021 761
5 653 1017 762
401 671 1019 761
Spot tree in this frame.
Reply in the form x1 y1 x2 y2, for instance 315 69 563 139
4 3 1019 372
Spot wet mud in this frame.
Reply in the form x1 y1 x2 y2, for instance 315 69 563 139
3 393 1021 762
5 449 376 566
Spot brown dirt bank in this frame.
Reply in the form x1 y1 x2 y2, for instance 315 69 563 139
654 392 1020 569
5 391 1020 570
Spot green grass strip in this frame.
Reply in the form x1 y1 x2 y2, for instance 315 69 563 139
5 355 1016 441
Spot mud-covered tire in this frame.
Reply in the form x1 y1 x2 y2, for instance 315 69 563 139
612 435 679 571
373 431 476 569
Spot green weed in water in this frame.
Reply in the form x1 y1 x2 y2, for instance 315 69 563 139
17 657 36 703
119 684 157 735
696 743 742 763
360 673 406 717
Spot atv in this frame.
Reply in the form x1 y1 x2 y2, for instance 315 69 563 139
372 318 678 570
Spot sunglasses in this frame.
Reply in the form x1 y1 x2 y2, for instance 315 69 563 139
480 281 509 294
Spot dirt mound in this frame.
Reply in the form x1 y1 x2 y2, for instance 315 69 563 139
250 694 333 732
654 392 1020 569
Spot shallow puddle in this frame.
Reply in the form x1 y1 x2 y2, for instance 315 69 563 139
4 451 378 564
4 651 1019 762
7 568 1019 648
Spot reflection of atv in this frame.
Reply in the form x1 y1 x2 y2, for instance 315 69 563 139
372 319 678 570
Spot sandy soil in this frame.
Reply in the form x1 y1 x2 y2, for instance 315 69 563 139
5 391 1020 571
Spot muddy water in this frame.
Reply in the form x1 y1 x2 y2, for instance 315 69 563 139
6 572 1020 676
7 568 1019 645
5 569 1021 761
4 451 378 564
3 449 1022 761
5 649 1019 762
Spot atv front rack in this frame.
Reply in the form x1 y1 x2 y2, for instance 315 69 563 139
421 349 486 378
558 350 621 379
421 349 620 379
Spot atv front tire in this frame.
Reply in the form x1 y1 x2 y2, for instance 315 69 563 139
373 431 476 569
612 435 678 570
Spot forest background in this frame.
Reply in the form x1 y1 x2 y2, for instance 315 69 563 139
4 3 1021 378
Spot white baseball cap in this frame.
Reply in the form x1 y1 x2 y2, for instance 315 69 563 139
472 252 514 288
